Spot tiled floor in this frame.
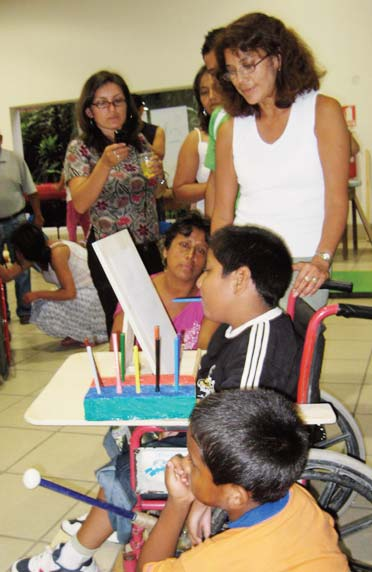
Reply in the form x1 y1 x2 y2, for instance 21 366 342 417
1 228 372 571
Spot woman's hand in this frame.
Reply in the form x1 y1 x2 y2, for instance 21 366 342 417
23 291 37 305
292 257 330 298
100 143 129 169
186 500 212 546
150 153 164 179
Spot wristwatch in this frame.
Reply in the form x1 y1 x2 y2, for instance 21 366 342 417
315 251 332 263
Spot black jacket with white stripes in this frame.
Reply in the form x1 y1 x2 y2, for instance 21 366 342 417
196 308 303 402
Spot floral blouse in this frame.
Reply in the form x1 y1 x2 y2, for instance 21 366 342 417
64 135 159 243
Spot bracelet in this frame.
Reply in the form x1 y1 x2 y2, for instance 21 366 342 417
314 251 332 263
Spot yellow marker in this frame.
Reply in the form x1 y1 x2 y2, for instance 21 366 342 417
133 345 141 394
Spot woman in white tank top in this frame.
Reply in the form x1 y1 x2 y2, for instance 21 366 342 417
211 13 349 304
173 65 221 213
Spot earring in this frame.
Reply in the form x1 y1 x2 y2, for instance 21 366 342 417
89 118 95 127
202 108 208 117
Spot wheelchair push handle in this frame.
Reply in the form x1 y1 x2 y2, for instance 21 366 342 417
337 303 372 320
320 279 353 293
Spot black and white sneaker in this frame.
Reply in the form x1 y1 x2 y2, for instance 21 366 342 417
11 543 98 572
61 514 119 544
60 514 88 537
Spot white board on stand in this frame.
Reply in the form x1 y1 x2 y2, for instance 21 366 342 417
93 230 176 374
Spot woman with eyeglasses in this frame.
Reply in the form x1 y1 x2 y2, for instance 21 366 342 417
211 13 350 308
173 66 221 213
64 70 163 334
112 211 217 350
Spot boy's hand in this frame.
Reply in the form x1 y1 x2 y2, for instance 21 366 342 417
186 500 212 545
165 455 194 504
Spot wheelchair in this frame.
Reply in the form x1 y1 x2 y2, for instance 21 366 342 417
292 289 372 571
288 281 366 466
20 282 372 569
121 281 372 571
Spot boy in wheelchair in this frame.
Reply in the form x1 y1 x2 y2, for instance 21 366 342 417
11 225 306 572
138 389 349 572
195 224 303 401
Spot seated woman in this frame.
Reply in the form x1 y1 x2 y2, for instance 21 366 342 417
0 223 107 346
112 211 217 350
172 66 221 213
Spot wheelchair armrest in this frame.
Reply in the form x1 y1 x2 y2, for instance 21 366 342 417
297 403 336 425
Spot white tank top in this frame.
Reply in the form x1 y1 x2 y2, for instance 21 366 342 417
42 241 93 289
233 90 324 257
194 128 210 213
195 128 210 184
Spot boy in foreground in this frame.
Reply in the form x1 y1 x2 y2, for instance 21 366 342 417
138 389 349 572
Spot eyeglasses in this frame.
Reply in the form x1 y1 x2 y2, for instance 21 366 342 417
177 240 208 258
91 97 126 110
222 54 270 83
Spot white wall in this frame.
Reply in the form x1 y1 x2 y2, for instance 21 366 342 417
2 0 372 212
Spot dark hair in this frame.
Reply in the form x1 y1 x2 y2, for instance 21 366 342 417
193 66 211 132
76 70 142 153
190 389 309 503
201 27 225 56
164 211 210 250
11 223 51 267
210 225 292 307
216 12 324 117
132 93 146 110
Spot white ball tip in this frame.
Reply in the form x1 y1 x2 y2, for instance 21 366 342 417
23 468 41 489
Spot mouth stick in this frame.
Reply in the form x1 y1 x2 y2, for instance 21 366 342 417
154 325 160 392
133 345 141 394
23 469 157 529
84 338 101 395
174 334 181 391
111 333 122 394
120 332 125 381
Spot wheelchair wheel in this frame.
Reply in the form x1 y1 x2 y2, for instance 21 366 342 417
316 390 366 461
310 391 366 514
304 449 372 570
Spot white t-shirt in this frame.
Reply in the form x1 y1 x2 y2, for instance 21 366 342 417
194 128 209 213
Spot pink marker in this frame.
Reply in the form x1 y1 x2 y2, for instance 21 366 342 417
84 338 101 395
111 333 122 394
